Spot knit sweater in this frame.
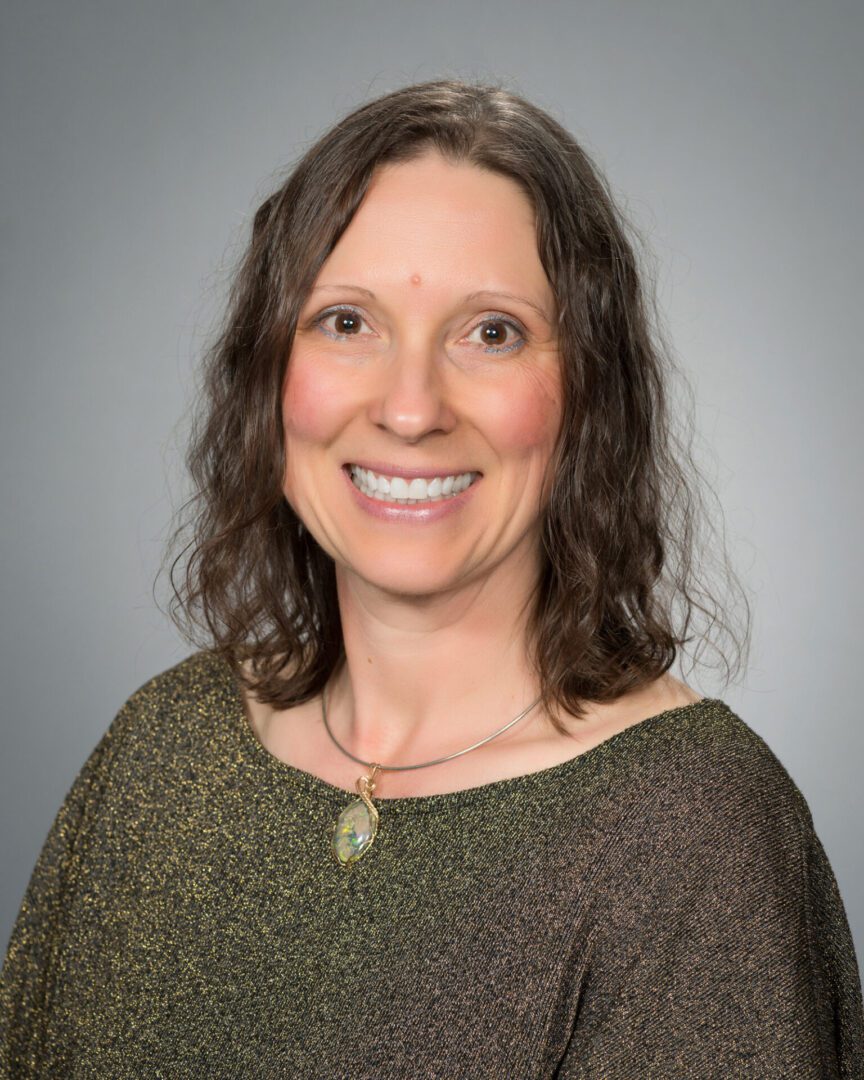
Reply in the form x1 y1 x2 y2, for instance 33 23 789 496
1 650 862 1078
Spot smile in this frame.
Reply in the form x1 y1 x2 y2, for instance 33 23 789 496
348 465 481 504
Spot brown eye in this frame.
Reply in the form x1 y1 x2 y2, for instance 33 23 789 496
333 312 361 334
480 320 510 345
467 316 526 355
314 307 371 340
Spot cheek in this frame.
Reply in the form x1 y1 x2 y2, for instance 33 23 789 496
280 356 347 507
482 371 562 460
282 353 344 444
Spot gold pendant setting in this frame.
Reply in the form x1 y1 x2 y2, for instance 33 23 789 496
332 765 380 868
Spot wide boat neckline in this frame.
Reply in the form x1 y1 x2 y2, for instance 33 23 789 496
214 651 720 814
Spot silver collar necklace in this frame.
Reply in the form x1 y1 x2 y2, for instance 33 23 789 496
322 685 543 868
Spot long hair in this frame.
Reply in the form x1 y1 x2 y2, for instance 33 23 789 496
160 77 750 731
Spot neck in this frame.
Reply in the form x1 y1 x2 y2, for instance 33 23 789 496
328 550 547 765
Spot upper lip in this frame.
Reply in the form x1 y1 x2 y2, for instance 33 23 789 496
346 461 481 480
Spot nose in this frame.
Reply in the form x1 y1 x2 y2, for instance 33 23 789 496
368 338 457 443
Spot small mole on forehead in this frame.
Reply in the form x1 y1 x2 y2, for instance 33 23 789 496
409 273 422 286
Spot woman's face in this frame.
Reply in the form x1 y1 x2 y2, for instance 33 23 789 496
282 149 562 600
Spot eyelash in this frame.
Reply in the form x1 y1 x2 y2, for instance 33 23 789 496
311 305 527 355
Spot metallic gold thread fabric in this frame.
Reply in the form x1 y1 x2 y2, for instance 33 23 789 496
1 650 862 1078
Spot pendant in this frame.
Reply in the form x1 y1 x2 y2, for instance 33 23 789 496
332 764 380 868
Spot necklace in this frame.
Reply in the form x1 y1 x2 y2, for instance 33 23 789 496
322 685 543 868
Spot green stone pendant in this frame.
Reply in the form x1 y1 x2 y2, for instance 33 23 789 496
332 765 381 868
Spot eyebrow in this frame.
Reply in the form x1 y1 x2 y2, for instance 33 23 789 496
308 284 553 326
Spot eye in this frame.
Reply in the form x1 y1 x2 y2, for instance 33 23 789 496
465 315 526 355
312 305 527 355
313 306 373 340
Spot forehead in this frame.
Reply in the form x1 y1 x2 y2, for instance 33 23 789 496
317 151 551 304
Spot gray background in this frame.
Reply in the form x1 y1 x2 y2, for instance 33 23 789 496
2 0 862 977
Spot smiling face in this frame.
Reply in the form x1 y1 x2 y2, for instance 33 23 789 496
282 149 562 600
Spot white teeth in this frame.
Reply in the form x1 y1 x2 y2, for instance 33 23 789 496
349 466 479 504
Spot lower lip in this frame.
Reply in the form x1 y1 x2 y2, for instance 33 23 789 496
342 467 481 523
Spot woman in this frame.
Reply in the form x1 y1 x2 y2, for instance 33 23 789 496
1 79 862 1078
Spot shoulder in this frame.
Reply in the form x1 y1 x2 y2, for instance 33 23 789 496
561 706 863 1075
17 652 238 879
116 648 234 720
93 649 238 774
50 650 245 844
595 698 817 901
611 697 812 823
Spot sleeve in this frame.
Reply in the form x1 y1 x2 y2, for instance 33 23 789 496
0 706 128 1079
555 759 864 1079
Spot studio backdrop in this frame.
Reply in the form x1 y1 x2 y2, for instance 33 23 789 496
1 0 861 975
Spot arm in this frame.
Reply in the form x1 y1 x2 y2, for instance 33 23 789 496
555 756 864 1079
0 710 126 1078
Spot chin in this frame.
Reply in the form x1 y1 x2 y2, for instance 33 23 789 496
342 559 464 599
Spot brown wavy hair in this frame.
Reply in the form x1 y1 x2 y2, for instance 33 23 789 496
160 77 750 732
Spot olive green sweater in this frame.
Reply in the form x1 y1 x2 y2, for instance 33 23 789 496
1 650 862 1078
